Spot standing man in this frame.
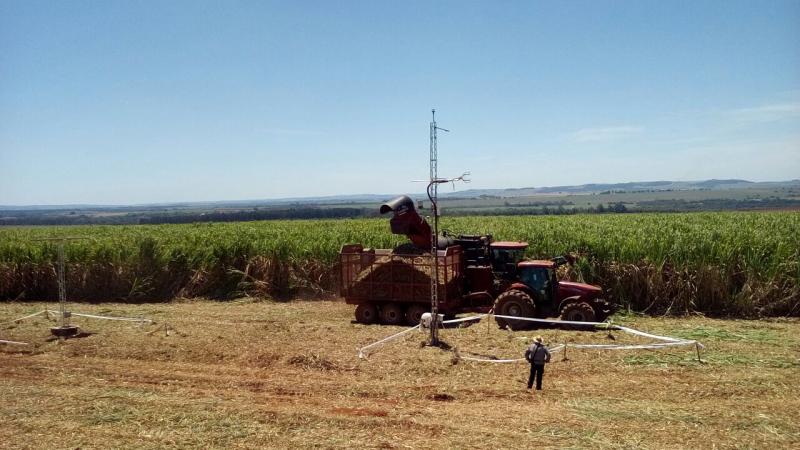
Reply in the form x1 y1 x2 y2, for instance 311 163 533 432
525 335 551 391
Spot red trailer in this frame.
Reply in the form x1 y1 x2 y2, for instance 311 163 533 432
339 244 463 326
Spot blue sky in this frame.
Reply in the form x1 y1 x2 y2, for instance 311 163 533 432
1 0 798 205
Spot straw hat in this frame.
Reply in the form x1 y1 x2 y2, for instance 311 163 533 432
534 335 543 343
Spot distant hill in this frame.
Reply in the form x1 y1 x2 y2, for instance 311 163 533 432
1 179 798 211
439 179 799 199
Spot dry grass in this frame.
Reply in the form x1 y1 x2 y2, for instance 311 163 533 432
2 300 799 449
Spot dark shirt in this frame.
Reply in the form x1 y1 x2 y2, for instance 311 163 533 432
525 343 551 364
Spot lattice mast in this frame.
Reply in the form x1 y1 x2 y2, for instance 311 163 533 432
32 237 87 337
429 110 442 345
56 242 68 328
426 110 468 346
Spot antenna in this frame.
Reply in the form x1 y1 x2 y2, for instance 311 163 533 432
427 109 468 346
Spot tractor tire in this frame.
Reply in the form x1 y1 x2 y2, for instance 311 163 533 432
405 304 428 326
560 301 596 327
380 303 405 326
493 290 536 331
355 303 379 324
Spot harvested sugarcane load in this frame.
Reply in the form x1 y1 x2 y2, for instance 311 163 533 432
343 246 459 303
351 254 451 286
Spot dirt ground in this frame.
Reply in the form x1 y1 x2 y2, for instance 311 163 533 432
1 300 799 449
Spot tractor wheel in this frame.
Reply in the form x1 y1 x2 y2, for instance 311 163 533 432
355 303 379 324
560 301 596 326
380 303 405 326
493 290 535 331
405 304 428 326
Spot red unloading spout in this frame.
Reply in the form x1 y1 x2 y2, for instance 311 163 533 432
380 195 432 249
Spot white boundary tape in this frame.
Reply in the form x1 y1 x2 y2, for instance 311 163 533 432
358 324 420 359
442 314 489 325
358 313 704 362
458 345 567 363
0 310 48 326
358 315 489 358
3 309 152 327
616 325 686 343
47 310 153 324
2 309 151 347
1 310 46 347
492 313 614 327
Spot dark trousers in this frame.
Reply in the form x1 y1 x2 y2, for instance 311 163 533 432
528 363 545 390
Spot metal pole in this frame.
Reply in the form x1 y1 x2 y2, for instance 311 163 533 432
57 242 68 328
424 109 462 346
430 109 437 199
429 109 440 346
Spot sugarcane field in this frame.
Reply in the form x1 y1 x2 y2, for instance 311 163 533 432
3 1 800 449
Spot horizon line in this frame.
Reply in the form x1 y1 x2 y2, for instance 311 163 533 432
2 178 799 210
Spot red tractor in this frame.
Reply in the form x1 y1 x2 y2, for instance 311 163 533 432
339 196 613 329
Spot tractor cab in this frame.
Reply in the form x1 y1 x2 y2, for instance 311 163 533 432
489 242 528 279
517 260 558 302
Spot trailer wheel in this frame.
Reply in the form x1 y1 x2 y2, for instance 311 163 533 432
380 303 405 326
355 303 379 324
405 305 428 326
560 301 596 326
494 290 535 331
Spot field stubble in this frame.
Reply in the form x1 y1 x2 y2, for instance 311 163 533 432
1 300 799 449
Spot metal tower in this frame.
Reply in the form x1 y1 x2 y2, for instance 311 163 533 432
426 110 468 346
34 237 86 337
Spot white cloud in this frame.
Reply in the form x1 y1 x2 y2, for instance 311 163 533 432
728 102 800 124
571 126 643 142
